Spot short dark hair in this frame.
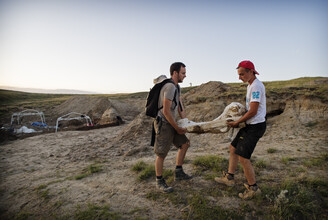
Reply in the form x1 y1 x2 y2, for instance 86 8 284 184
170 62 186 76
240 67 255 75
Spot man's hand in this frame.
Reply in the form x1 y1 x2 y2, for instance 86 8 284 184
176 127 187 135
227 102 259 128
227 121 239 128
163 98 187 135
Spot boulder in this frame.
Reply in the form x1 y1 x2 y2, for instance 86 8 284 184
99 108 122 125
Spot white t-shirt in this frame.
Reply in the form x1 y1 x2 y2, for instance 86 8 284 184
246 78 266 124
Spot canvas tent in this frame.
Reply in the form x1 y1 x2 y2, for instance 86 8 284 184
11 109 46 126
55 112 93 132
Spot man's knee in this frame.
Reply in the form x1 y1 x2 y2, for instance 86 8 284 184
239 156 250 166
229 144 236 153
181 141 190 150
156 155 165 161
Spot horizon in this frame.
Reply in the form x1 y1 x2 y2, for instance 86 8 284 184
0 0 327 93
1 76 326 95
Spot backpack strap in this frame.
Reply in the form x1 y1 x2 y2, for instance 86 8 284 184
176 84 183 112
158 80 179 111
173 89 178 109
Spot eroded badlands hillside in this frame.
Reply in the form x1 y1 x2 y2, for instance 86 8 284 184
0 77 327 219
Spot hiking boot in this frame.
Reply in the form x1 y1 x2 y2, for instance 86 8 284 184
214 171 235 187
175 168 192 181
238 183 261 200
156 178 173 193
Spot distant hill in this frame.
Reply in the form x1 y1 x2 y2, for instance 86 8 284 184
0 86 99 94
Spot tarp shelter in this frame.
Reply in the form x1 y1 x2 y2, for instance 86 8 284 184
11 109 46 125
55 112 93 132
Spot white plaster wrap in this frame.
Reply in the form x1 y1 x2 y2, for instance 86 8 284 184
177 102 246 133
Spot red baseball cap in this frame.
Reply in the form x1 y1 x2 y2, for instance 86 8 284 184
237 60 259 75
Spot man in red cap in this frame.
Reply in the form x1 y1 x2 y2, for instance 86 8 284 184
215 60 266 199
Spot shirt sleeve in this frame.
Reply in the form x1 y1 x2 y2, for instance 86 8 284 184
163 83 176 101
249 84 263 103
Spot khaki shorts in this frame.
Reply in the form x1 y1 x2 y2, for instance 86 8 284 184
154 119 189 158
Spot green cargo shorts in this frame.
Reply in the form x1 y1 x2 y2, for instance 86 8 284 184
154 119 189 158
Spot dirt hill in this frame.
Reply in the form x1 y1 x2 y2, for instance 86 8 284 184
0 77 327 219
51 96 144 123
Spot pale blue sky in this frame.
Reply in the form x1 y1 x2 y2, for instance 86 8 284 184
0 0 327 93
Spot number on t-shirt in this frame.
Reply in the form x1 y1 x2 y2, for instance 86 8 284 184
252 91 260 99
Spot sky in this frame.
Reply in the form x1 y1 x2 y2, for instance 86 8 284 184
0 0 327 94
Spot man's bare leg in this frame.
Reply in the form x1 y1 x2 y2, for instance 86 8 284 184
228 145 239 174
155 156 173 193
176 142 190 166
239 157 256 185
155 156 164 177
175 142 192 180
215 144 237 186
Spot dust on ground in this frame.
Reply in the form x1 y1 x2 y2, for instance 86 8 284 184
0 79 327 219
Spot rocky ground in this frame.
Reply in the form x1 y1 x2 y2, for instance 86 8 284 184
0 78 327 219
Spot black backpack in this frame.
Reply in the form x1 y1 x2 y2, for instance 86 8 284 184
145 78 179 118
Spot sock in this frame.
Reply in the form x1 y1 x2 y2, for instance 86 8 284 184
227 172 234 180
176 165 182 169
249 183 258 190
156 176 162 180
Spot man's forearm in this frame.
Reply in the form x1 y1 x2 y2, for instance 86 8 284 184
178 98 186 119
236 111 256 124
236 102 259 124
164 109 179 130
179 109 186 119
